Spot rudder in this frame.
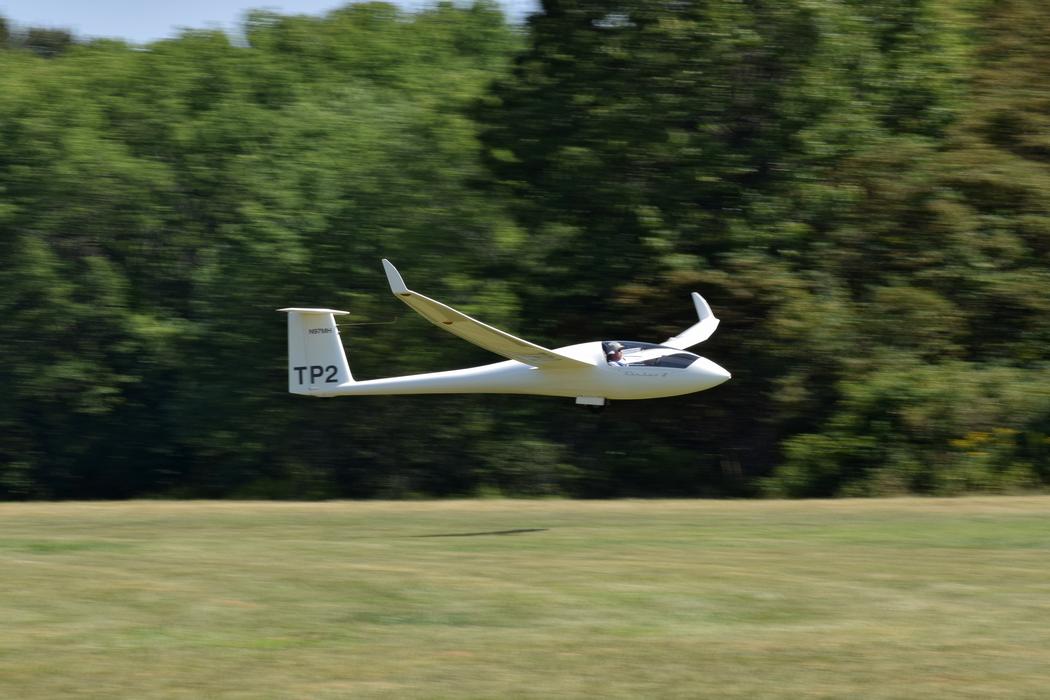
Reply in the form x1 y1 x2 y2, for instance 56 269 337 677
279 308 353 394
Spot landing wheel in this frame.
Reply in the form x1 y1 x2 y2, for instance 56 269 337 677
574 396 607 409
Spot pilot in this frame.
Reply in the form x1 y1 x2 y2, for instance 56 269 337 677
606 342 628 366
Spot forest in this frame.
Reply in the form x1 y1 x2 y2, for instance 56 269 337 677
0 0 1047 499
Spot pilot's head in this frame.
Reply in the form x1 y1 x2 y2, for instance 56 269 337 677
606 341 624 360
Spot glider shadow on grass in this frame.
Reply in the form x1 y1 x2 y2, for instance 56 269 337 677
410 528 549 538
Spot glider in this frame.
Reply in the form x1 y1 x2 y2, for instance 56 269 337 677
279 260 729 406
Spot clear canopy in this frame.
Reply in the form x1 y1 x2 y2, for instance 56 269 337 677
602 341 698 368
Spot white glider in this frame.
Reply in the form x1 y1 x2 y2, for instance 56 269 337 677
280 260 729 406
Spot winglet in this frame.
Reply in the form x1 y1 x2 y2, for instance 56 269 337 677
690 293 714 323
382 259 410 296
662 292 720 350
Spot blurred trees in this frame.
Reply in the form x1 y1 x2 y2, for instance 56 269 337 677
0 0 1047 499
0 19 75 57
478 0 1049 497
766 0 1050 496
0 2 524 498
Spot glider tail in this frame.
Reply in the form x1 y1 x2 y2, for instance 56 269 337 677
278 308 353 395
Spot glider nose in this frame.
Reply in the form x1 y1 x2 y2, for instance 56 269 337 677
694 358 731 389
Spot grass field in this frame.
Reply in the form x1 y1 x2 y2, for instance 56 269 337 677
1 498 1048 699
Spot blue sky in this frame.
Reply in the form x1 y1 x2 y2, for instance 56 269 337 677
0 0 538 44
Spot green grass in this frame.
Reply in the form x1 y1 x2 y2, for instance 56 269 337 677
1 498 1048 699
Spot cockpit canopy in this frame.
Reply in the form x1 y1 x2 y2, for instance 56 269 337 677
602 341 699 368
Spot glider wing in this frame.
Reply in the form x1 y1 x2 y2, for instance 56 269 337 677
382 260 593 369
662 292 720 349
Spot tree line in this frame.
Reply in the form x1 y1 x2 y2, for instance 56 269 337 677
1 0 1047 499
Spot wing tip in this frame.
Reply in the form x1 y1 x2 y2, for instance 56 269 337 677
661 292 719 349
382 259 410 296
691 292 714 321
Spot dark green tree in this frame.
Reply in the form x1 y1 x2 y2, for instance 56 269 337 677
765 0 1050 495
476 0 975 492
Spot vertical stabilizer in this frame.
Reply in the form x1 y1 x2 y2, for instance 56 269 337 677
278 308 352 394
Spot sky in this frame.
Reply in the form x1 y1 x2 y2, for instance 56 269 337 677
0 0 538 44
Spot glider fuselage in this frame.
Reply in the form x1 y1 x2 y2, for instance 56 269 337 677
303 341 730 400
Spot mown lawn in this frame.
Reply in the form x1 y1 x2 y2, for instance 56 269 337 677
1 498 1048 698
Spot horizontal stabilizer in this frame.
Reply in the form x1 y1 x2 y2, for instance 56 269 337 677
278 307 349 315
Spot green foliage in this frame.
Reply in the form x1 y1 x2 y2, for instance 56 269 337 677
766 358 1050 496
0 3 522 499
475 0 1049 497
0 14 77 57
1 0 1049 499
